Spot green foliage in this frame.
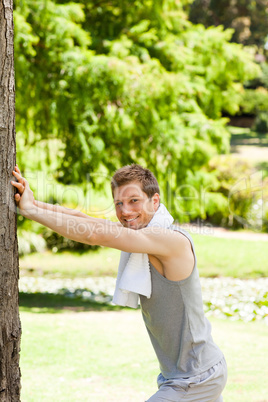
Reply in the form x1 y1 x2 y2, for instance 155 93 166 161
41 228 99 252
14 0 260 221
238 88 268 115
188 0 268 138
254 112 268 134
206 156 263 229
17 220 100 255
189 0 268 48
260 63 268 88
237 87 268 134
17 200 101 254
18 229 47 256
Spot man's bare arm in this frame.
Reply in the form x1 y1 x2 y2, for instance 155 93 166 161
34 200 89 219
11 166 186 257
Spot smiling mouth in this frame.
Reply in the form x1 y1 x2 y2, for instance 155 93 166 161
125 216 139 223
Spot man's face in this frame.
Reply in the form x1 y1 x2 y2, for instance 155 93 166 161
113 181 160 230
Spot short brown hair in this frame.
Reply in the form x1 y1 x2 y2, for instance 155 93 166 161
111 164 160 199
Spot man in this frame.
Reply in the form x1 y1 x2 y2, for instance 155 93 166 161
11 163 227 401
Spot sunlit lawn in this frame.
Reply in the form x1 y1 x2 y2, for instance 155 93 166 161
17 130 268 401
19 231 268 401
20 309 268 402
192 234 268 278
20 247 120 278
20 234 268 279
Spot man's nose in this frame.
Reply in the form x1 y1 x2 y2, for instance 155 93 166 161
121 203 133 215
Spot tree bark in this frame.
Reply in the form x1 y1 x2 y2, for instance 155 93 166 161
0 0 21 400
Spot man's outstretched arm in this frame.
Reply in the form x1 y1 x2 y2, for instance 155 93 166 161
11 166 188 258
34 200 89 219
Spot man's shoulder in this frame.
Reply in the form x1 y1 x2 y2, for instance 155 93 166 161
167 224 195 251
169 224 192 238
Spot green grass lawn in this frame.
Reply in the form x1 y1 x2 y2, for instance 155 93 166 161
20 309 268 402
19 234 268 279
18 230 268 401
19 247 121 278
192 234 268 278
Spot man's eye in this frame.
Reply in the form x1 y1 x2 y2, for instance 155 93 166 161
116 202 123 207
131 199 138 203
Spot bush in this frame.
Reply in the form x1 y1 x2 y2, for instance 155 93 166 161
254 111 268 133
41 228 99 253
17 213 100 254
260 62 268 88
18 230 46 256
201 192 229 227
239 88 268 115
237 87 268 134
206 155 263 230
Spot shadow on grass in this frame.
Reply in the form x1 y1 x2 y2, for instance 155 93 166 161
19 292 129 314
230 131 268 147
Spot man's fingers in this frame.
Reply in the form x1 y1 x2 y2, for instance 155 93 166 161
15 165 21 175
15 193 21 202
12 170 24 183
12 170 30 189
11 181 25 194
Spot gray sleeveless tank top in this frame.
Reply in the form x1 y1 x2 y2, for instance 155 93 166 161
139 225 223 379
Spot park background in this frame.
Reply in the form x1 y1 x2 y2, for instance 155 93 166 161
14 1 268 401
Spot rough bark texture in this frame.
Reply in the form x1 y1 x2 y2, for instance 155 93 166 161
0 0 21 400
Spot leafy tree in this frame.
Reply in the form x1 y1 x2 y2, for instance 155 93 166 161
14 0 260 221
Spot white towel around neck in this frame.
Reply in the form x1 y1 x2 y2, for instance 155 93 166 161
112 203 174 308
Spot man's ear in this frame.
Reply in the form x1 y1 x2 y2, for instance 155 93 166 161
152 193 160 211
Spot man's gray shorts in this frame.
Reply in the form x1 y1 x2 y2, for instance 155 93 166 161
146 357 227 402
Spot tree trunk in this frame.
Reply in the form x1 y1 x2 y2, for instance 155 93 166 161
0 0 21 400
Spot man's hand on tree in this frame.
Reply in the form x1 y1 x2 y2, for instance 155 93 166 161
11 165 35 213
